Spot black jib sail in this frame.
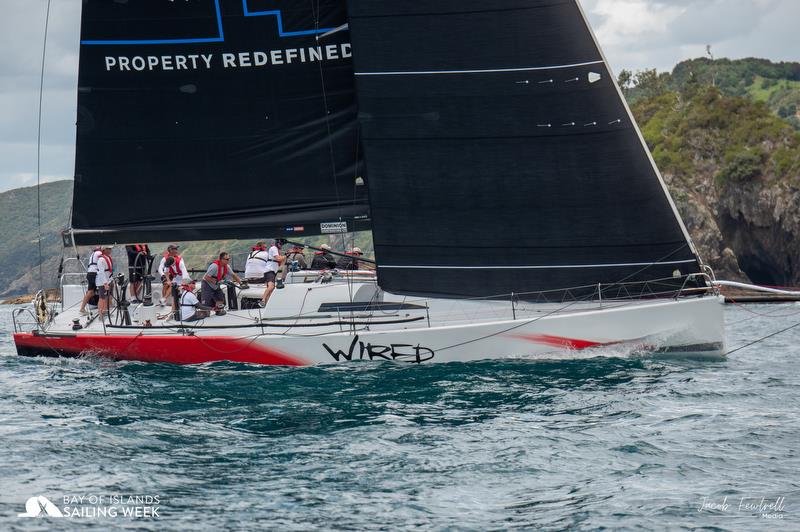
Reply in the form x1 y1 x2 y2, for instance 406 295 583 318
346 0 705 298
71 0 368 245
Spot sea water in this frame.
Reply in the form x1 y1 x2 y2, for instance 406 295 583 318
0 303 798 530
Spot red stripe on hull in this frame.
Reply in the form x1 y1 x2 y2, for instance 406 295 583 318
13 333 307 366
512 334 613 350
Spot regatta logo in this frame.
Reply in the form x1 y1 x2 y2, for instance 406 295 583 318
18 496 64 518
18 494 161 519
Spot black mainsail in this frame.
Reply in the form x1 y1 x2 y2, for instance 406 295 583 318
346 0 705 298
71 0 367 245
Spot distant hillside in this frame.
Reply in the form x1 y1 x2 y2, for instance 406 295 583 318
0 180 72 296
621 58 800 129
0 180 374 297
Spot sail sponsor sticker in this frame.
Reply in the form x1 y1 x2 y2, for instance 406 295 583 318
321 221 347 234
284 226 305 233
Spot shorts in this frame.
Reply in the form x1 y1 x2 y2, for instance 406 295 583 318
264 271 276 284
86 272 97 291
201 281 225 307
98 285 111 298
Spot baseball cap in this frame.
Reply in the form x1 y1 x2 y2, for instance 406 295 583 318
167 244 179 251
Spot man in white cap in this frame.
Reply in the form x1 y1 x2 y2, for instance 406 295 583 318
336 246 363 270
95 245 115 318
310 243 336 270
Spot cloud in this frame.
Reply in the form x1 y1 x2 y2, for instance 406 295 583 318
582 0 800 73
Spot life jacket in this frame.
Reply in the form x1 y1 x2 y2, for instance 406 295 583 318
248 249 268 263
89 250 102 267
167 256 183 278
180 290 196 309
99 254 113 273
212 260 228 282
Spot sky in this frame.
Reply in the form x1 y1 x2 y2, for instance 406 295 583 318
0 0 798 193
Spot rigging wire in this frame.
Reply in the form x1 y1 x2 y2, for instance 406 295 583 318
308 0 358 308
725 320 800 357
36 0 53 292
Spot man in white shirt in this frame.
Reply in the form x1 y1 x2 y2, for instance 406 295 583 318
79 246 103 315
95 245 115 318
244 241 270 282
179 278 210 321
157 244 189 306
261 239 284 308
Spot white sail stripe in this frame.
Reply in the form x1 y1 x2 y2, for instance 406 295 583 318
381 260 697 270
354 60 604 76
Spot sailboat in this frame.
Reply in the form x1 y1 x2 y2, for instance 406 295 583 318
13 0 725 364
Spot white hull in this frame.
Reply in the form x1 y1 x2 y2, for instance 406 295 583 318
15 279 726 365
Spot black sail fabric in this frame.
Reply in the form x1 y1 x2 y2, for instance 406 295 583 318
71 0 368 245
346 0 705 298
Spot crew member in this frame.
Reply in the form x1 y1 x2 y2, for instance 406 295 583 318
179 278 211 322
309 244 336 270
157 244 189 307
79 246 103 315
336 247 364 270
95 245 115 318
125 243 151 303
244 241 270 283
285 245 308 271
201 252 242 313
277 244 307 286
260 240 284 307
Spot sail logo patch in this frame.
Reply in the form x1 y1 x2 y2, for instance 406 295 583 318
321 222 348 234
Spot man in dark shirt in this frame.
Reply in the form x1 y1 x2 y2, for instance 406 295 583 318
125 244 151 303
310 244 337 270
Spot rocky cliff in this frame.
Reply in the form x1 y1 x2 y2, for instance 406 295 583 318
631 83 800 286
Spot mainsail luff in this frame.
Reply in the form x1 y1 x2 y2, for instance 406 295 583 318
346 0 705 298
71 0 368 245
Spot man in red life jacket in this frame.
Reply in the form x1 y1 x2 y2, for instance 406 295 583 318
95 244 115 318
309 243 336 270
201 251 242 313
125 243 151 303
157 244 189 307
336 247 364 270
